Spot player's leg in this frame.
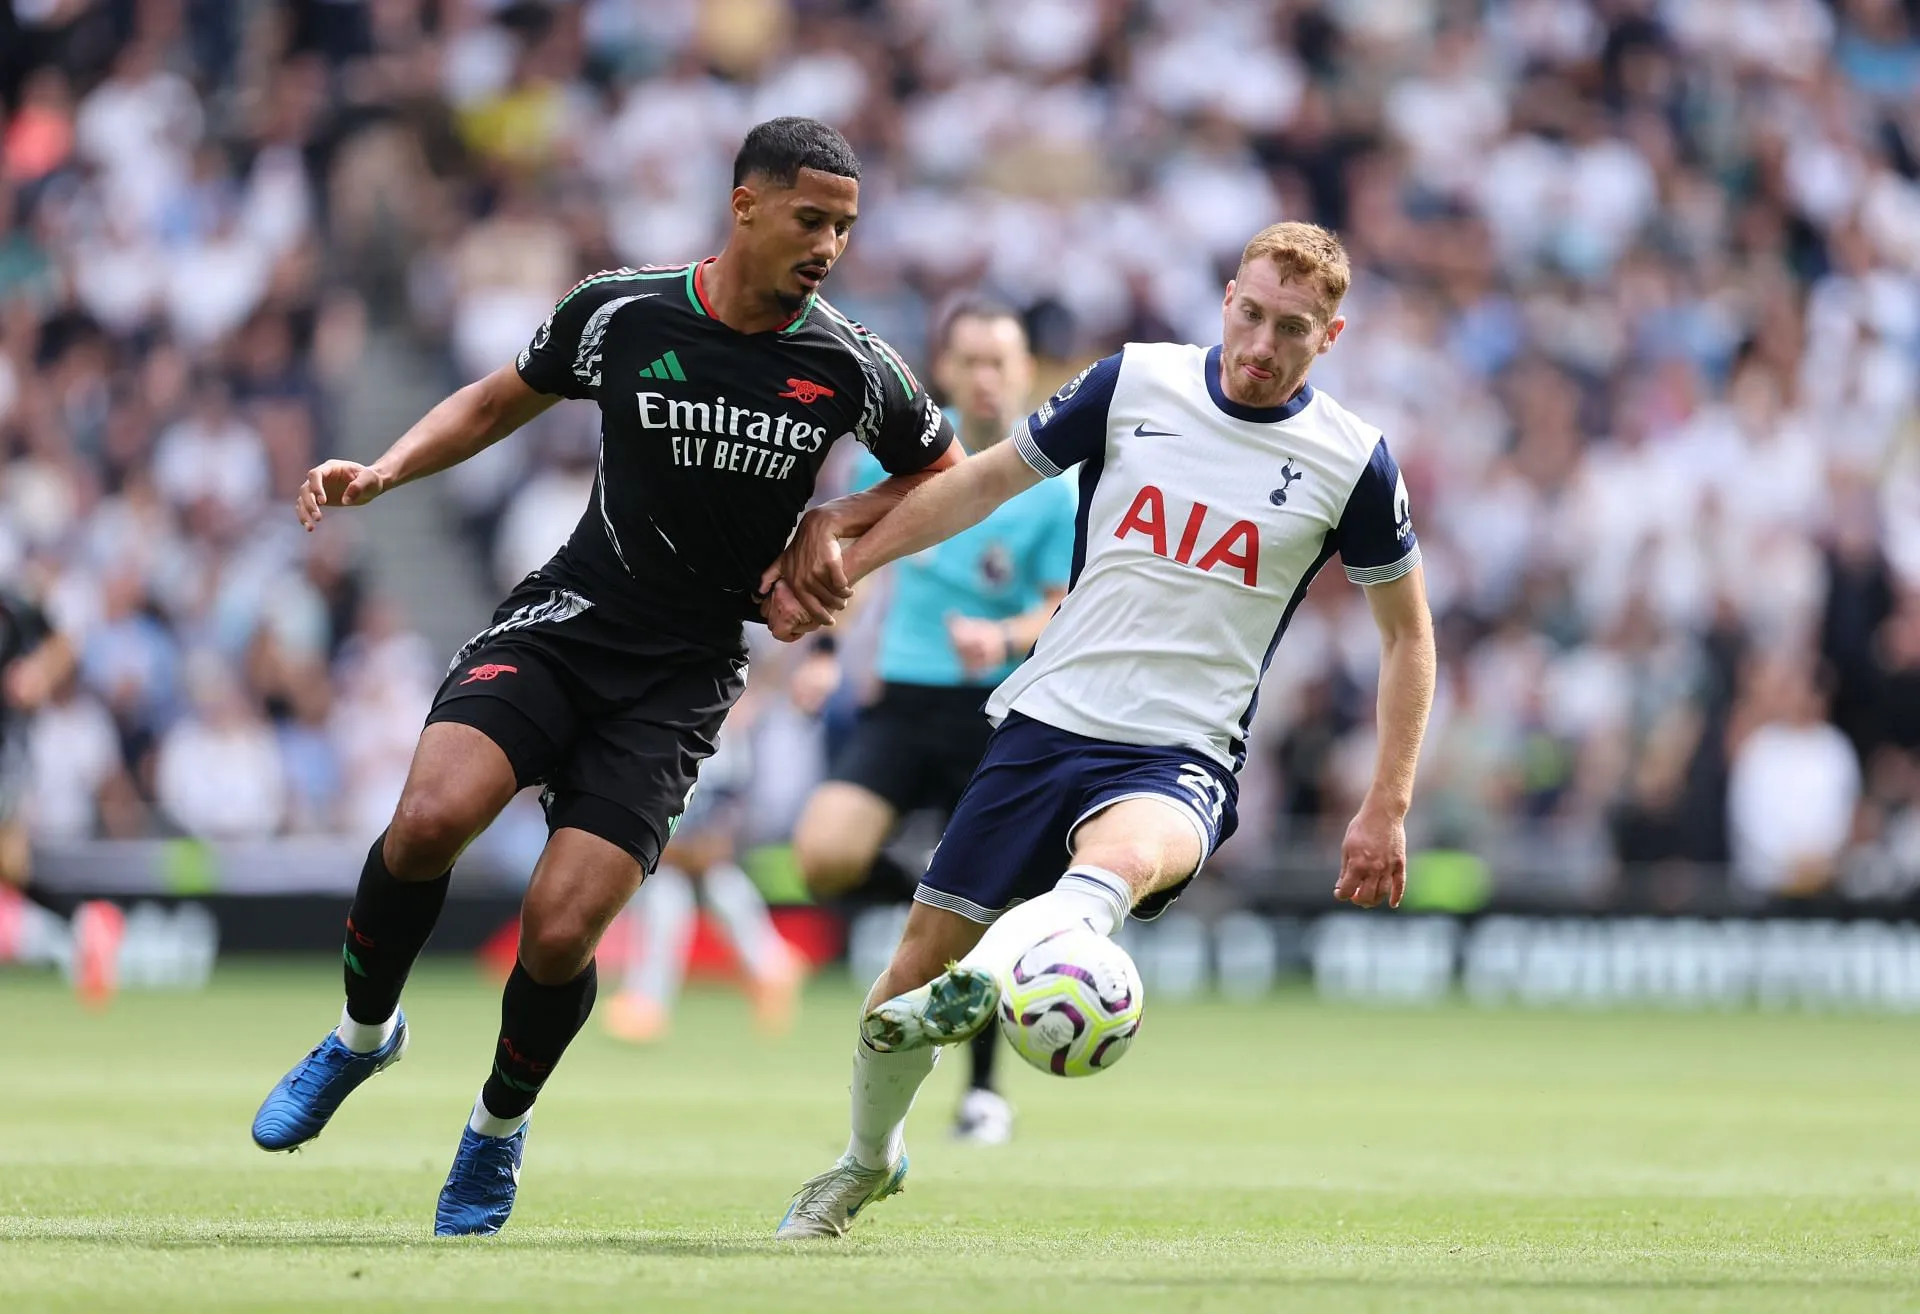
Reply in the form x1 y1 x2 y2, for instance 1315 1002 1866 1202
438 649 743 1235
793 782 896 897
697 845 805 1036
437 823 643 1236
779 716 1070 1237
951 796 1203 980
776 901 985 1238
794 689 928 899
923 698 1013 1142
863 736 1234 1053
253 643 571 1153
604 845 696 1043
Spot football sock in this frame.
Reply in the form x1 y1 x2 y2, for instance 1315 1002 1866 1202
700 861 787 978
624 865 695 1003
846 1030 939 1170
955 865 1132 980
480 958 597 1121
340 832 450 1027
336 1003 397 1054
967 1021 999 1092
468 1093 527 1139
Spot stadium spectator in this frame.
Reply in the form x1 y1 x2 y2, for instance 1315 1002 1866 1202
0 0 1914 914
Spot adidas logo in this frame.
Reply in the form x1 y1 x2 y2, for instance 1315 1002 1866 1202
637 351 687 382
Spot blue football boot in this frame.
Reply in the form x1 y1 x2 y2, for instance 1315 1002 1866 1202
434 1121 529 1236
250 1011 409 1151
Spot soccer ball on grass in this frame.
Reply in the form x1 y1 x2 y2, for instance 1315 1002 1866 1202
996 926 1144 1077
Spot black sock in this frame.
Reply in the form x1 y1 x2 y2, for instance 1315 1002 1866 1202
968 1022 999 1092
481 959 598 1121
342 832 450 1025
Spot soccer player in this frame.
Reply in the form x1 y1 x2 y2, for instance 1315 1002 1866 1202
250 117 959 1237
791 296 1074 1145
0 590 123 1004
768 223 1436 1237
601 719 805 1042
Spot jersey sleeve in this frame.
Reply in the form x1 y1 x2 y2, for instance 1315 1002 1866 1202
1010 352 1122 478
1334 437 1421 585
515 273 647 401
861 333 956 476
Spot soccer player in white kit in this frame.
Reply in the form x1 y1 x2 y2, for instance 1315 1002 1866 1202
766 223 1437 1237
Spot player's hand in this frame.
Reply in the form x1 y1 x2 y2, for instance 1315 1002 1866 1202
760 507 852 626
762 579 823 643
946 614 1010 677
297 460 387 531
1333 799 1406 910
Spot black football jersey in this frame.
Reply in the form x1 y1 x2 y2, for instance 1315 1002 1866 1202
513 260 955 642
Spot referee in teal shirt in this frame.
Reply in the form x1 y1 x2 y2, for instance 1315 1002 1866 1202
795 297 1075 1144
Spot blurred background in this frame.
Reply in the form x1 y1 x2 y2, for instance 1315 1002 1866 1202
2 0 1918 1001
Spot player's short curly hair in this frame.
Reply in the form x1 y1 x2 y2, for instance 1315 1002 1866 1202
1238 222 1351 315
733 117 861 188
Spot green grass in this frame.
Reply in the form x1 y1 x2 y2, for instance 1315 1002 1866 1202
3 960 1918 1312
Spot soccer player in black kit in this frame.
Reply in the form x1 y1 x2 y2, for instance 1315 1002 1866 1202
251 118 959 1237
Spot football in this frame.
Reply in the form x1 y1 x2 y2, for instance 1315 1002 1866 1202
996 927 1145 1077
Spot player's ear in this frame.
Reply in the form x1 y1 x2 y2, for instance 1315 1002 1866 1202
1222 279 1237 311
1319 314 1347 354
731 184 756 226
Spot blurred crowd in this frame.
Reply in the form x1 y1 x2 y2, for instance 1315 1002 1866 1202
2 0 1918 906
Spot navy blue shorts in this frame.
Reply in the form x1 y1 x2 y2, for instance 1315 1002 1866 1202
915 713 1238 924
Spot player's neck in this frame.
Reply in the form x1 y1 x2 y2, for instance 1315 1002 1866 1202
699 251 802 335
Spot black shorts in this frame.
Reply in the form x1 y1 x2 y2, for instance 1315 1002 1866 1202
426 574 747 873
829 682 996 817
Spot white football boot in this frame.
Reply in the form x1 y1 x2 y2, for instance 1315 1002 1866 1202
775 1154 908 1238
860 965 998 1053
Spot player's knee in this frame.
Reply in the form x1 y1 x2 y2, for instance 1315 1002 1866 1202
796 843 866 899
1071 838 1175 895
385 792 479 879
517 914 598 984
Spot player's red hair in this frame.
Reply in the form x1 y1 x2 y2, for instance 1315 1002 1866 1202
1238 222 1350 316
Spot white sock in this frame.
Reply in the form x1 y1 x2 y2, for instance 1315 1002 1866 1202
956 866 1132 980
468 1091 529 1139
625 865 695 1004
700 861 788 978
845 1034 939 1170
336 1004 396 1054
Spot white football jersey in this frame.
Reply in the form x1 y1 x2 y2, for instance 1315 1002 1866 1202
987 342 1419 771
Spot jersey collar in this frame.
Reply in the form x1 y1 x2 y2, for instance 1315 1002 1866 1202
1206 344 1313 422
689 257 816 334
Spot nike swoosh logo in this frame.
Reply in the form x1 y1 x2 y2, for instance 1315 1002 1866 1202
1133 422 1178 437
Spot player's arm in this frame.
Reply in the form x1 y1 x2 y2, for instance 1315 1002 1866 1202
761 442 965 622
1329 440 1433 911
851 353 1118 585
297 365 556 530
296 275 642 531
843 438 1043 585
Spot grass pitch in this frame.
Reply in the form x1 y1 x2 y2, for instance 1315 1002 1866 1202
3 959 1917 1313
